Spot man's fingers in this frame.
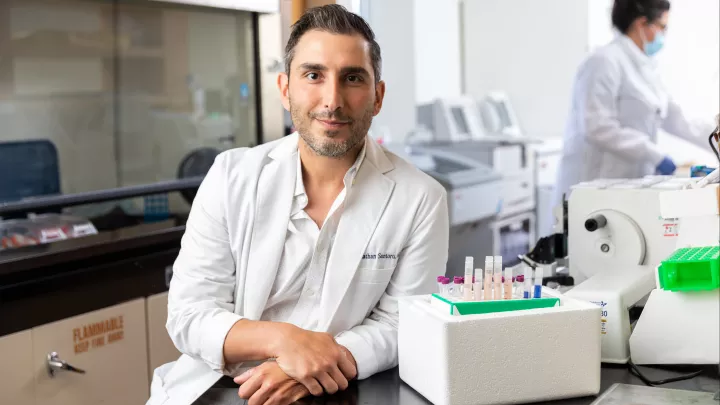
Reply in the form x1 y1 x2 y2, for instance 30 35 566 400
337 352 357 380
248 384 274 405
238 373 264 400
234 368 255 385
315 371 339 395
327 366 349 391
263 382 308 405
300 377 324 397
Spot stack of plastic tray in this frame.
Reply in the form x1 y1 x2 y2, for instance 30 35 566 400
658 246 720 291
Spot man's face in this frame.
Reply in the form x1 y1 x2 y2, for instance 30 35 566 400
278 30 385 158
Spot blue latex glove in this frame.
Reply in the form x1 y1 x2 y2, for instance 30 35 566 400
656 157 677 175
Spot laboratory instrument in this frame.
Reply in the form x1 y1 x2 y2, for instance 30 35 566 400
503 267 513 299
463 257 474 301
533 176 719 365
483 258 493 300
533 267 543 298
382 143 502 276
473 272 482 301
493 256 502 299
413 95 537 271
523 267 532 299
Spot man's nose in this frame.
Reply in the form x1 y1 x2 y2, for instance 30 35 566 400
321 79 343 112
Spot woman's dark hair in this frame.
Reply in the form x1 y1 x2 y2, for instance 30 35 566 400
611 0 671 33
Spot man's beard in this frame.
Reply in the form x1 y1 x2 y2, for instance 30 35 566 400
290 98 374 158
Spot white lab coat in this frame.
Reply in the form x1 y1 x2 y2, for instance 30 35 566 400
555 35 711 204
147 133 449 405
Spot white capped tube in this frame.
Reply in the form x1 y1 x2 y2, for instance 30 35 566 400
534 266 544 298
503 266 513 300
523 266 533 299
484 256 493 300
493 256 503 300
464 257 474 301
473 269 483 301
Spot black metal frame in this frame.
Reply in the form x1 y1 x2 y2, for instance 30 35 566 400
0 177 203 218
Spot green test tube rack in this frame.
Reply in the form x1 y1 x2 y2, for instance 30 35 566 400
658 246 720 292
431 294 561 316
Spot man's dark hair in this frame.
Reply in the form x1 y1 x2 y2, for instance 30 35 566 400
611 0 671 33
284 4 382 83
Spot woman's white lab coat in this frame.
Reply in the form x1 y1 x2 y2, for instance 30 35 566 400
555 35 710 204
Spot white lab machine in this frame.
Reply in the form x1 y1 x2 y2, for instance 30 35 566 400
478 91 523 138
531 137 563 238
629 184 719 366
383 143 503 277
413 95 537 271
563 177 718 364
416 97 485 142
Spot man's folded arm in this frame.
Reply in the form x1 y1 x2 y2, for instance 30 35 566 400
166 152 247 373
335 189 449 379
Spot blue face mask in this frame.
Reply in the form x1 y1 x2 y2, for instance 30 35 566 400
643 31 665 56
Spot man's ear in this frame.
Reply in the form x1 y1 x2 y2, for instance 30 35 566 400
373 80 386 116
277 72 290 111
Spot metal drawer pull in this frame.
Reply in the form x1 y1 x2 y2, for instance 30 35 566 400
47 352 86 377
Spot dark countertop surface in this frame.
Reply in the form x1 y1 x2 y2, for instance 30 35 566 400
193 365 720 405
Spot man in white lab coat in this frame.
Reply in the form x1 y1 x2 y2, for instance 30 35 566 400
148 5 449 405
555 0 713 205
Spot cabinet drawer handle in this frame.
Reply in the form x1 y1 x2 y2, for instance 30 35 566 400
47 352 86 377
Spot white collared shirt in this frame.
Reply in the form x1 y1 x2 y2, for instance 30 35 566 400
259 142 367 331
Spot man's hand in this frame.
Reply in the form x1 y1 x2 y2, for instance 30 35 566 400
235 362 310 405
272 325 357 396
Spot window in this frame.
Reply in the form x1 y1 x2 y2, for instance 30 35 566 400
0 0 258 217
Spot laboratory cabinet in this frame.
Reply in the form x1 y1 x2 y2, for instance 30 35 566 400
0 330 36 405
0 299 150 405
0 223 184 403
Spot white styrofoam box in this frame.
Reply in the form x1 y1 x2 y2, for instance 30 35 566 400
398 289 601 405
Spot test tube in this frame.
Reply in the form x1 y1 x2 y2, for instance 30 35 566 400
464 257 474 301
437 276 445 295
473 271 483 301
441 277 450 296
514 275 524 298
523 267 533 299
503 267 513 300
453 276 464 299
484 257 493 300
493 256 503 300
534 267 544 298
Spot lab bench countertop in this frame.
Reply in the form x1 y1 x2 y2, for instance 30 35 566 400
192 364 720 405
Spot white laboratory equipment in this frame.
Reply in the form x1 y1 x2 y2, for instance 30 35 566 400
629 184 719 366
563 177 719 365
413 95 537 272
382 143 503 277
531 137 563 238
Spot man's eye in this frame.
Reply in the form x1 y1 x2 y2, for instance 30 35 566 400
307 72 319 80
347 75 362 83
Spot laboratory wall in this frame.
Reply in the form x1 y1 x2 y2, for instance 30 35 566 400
461 0 591 139
413 0 462 105
0 0 258 212
363 0 417 143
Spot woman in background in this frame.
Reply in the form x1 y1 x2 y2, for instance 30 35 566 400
555 0 710 204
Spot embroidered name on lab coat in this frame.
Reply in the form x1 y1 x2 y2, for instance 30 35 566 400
362 253 397 259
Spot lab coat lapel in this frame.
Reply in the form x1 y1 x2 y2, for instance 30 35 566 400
319 142 395 330
243 143 297 320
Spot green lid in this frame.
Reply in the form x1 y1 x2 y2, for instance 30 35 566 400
432 294 560 315
658 246 719 292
